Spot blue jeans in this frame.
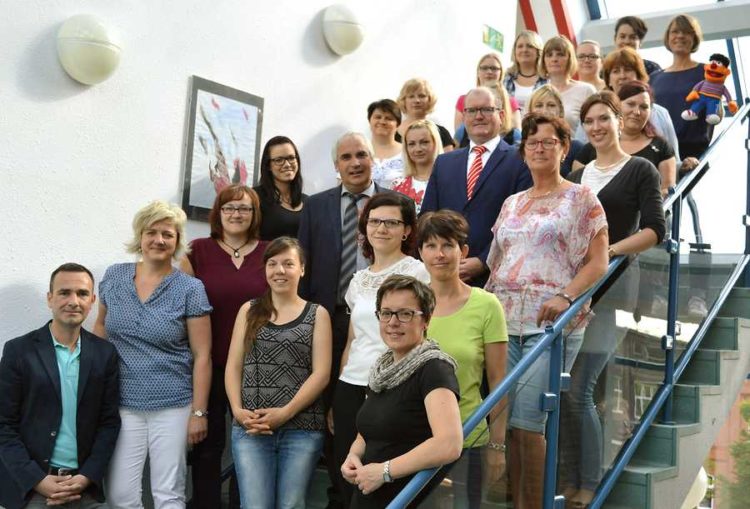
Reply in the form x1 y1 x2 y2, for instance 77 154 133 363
562 307 617 491
231 425 324 509
507 332 583 434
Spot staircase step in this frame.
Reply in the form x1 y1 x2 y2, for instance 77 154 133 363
699 317 741 350
672 384 701 424
679 350 722 385
604 463 677 509
717 287 750 319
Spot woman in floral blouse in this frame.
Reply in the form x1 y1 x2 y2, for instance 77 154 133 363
484 113 608 509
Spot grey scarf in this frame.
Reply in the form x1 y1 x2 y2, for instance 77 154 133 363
369 339 457 393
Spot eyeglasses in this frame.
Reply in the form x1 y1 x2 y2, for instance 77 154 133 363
463 107 500 117
479 65 502 72
366 218 405 229
220 205 254 215
270 155 297 167
524 138 561 150
375 309 425 323
576 54 600 61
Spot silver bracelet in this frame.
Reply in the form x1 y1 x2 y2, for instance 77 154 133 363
487 441 506 452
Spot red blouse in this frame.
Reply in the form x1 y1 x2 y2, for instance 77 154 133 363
187 237 268 366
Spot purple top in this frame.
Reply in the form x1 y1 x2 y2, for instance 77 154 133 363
187 237 268 367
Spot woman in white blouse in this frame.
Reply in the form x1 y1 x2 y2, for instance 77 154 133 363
330 192 429 507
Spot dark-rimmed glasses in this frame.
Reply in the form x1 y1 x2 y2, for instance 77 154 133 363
270 155 297 167
375 309 425 323
220 205 254 215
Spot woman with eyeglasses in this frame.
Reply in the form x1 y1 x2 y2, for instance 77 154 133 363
650 14 710 172
253 136 308 241
179 185 268 508
562 92 665 508
342 274 462 508
540 36 596 136
576 40 606 92
484 113 609 509
454 53 523 142
395 78 455 152
331 192 429 507
225 237 332 509
503 30 548 115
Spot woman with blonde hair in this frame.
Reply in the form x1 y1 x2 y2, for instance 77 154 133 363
454 53 522 135
503 30 548 114
576 40 606 91
540 35 596 135
391 120 443 213
96 200 213 508
526 84 584 176
395 78 455 151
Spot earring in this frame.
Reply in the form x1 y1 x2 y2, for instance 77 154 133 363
401 234 408 241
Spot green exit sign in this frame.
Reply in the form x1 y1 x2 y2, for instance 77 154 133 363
483 25 504 53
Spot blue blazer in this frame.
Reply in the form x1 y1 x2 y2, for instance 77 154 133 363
298 183 390 315
421 140 532 285
0 324 121 509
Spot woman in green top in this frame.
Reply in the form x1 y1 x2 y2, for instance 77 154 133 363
417 210 508 508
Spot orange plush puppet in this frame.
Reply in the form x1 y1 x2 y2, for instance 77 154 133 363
682 53 738 125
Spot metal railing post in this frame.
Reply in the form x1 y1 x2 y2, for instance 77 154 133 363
542 326 565 509
745 100 750 287
661 196 681 424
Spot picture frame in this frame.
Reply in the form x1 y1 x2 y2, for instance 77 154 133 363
181 76 264 221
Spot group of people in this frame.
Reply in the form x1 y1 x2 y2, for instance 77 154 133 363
0 10 720 509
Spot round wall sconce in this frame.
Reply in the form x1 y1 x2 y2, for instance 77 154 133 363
322 4 364 56
57 14 122 85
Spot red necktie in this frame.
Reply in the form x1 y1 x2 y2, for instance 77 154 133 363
466 145 488 200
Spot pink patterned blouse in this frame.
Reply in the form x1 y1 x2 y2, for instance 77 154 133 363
484 184 607 336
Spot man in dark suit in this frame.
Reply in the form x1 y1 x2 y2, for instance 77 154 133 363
421 86 532 287
298 131 389 509
0 263 120 509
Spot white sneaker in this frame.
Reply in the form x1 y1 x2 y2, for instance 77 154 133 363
688 296 708 320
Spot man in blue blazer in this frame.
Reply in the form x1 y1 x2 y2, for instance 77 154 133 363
298 132 390 509
0 263 120 509
421 86 532 287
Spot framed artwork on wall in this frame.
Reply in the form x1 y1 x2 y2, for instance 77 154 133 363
181 76 264 221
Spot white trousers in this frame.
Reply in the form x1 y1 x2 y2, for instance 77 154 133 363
106 405 191 509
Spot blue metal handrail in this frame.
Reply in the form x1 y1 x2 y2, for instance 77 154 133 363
662 99 750 212
589 254 749 509
389 99 750 509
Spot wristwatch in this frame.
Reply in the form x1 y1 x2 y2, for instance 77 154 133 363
191 409 209 418
383 460 393 483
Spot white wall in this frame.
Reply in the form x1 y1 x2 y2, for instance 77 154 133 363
0 0 517 344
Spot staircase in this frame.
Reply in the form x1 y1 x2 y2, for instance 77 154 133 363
604 288 750 508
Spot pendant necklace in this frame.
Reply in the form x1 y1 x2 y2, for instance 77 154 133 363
220 238 251 258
